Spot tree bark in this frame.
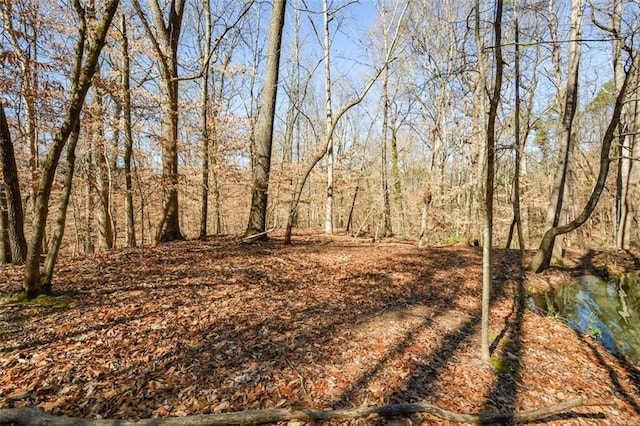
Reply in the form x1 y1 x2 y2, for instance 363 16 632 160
92 76 114 251
511 14 525 257
244 0 287 239
480 0 503 362
0 183 10 263
42 122 80 286
390 127 405 236
541 0 584 263
323 0 334 235
0 102 27 264
120 14 136 248
199 0 212 239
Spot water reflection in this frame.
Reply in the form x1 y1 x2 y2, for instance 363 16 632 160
530 272 640 363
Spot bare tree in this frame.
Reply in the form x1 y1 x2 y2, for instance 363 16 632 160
529 51 637 272
120 14 136 248
323 0 335 235
132 0 185 243
22 0 120 298
244 0 287 239
0 1 40 222
284 2 407 244
479 0 504 362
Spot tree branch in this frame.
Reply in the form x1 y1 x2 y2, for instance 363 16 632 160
0 397 611 425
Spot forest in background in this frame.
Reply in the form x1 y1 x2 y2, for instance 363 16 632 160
0 0 639 288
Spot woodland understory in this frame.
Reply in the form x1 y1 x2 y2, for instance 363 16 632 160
1 232 640 425
2 0 640 424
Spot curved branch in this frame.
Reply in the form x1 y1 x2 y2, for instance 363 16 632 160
0 397 610 425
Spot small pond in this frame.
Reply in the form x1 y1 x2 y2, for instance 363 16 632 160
529 272 640 363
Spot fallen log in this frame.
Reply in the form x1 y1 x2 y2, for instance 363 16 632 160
0 397 609 425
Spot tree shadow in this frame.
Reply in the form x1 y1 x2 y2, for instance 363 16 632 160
324 248 506 422
575 330 640 415
0 238 479 419
483 250 526 421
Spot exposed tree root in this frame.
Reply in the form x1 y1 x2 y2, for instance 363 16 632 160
0 397 609 425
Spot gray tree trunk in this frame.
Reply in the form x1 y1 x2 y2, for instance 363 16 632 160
244 0 287 239
42 122 80 286
131 0 185 243
120 14 136 248
480 0 503 362
541 0 584 263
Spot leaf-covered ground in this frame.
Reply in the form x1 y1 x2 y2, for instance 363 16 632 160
1 232 640 425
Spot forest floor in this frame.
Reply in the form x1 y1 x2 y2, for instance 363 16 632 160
1 231 640 425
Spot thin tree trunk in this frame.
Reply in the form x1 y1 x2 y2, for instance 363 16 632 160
0 102 27 264
42 122 80 286
512 14 525 257
480 0 503 362
121 14 136 248
93 79 114 250
0 183 10 263
381 61 392 237
199 0 212 239
131 0 185 243
323 0 334 235
84 149 95 254
390 127 405 236
542 0 584 263
622 68 640 247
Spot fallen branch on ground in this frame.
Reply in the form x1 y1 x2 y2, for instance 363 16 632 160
0 397 610 425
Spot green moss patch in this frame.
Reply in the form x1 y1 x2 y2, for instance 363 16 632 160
0 292 70 309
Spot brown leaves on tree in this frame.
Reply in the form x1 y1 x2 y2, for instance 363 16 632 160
1 232 639 424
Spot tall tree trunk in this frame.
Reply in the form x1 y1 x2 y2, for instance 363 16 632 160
390 127 405 236
42 122 80 286
468 5 488 244
121 14 136 248
93 79 114 250
0 5 40 227
541 0 584 264
23 0 120 298
84 146 95 254
0 102 27 264
480 0 503 362
199 0 212 239
244 0 287 239
323 0 334 235
511 14 525 256
131 0 186 243
621 67 640 248
380 60 393 238
529 52 636 273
